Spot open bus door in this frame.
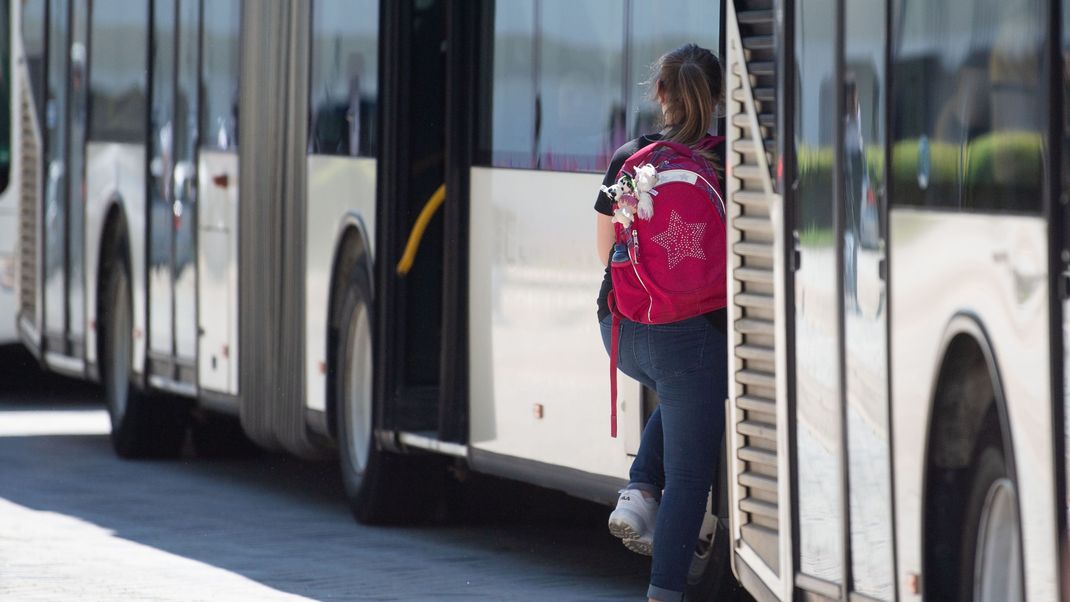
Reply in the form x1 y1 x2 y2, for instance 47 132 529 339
376 0 478 449
725 0 896 599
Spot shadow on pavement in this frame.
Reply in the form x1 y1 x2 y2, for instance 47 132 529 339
0 350 652 600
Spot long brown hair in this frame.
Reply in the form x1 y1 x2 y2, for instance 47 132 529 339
650 44 723 163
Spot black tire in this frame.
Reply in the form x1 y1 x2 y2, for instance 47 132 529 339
334 267 447 524
190 411 261 459
959 446 1024 602
101 262 188 459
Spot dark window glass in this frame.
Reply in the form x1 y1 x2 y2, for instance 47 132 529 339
892 0 1047 212
1 0 10 194
88 0 148 143
308 0 378 157
477 0 719 173
201 0 240 151
21 0 47 127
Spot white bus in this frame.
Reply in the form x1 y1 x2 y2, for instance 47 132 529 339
0 0 22 344
12 0 733 598
724 0 1068 600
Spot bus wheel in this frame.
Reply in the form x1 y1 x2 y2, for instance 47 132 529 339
686 510 739 599
101 263 187 459
335 268 444 524
960 447 1023 602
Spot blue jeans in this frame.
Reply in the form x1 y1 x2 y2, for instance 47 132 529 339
600 313 727 601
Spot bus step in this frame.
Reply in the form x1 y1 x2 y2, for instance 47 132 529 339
740 523 780 573
737 341 775 362
753 87 775 103
740 496 778 519
733 139 774 157
737 394 776 415
738 445 777 467
733 217 774 236
735 318 775 336
732 165 769 183
747 61 775 77
739 472 778 493
734 266 774 284
737 369 776 389
737 9 774 24
737 419 777 440
733 241 774 260
736 294 775 312
743 35 775 51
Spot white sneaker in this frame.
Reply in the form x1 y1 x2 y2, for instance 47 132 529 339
608 489 658 556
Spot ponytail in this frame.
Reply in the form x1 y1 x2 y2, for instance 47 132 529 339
650 44 723 164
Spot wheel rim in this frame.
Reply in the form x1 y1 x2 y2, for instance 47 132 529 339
343 301 373 474
973 478 1023 602
107 274 132 426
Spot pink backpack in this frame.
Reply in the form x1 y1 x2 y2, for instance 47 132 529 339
604 136 726 437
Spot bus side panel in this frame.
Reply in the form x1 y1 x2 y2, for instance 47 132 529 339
890 210 1057 600
305 154 376 413
197 149 238 395
84 141 146 375
467 166 639 479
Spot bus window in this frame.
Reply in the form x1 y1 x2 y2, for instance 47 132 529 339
536 0 623 172
88 0 148 143
628 1 719 139
201 0 240 151
893 0 1047 213
308 0 379 157
793 0 843 585
1 0 9 195
482 0 537 169
479 0 717 173
21 0 46 130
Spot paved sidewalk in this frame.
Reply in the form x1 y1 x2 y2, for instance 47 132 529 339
0 395 649 601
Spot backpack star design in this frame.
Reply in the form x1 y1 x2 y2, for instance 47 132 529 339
650 210 707 270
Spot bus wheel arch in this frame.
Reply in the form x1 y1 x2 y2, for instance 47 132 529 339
96 199 188 458
922 316 1022 600
326 218 373 441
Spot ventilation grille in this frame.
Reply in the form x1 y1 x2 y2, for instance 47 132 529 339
17 75 40 325
726 0 783 577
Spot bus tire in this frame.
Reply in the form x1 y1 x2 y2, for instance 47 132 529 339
959 445 1023 602
101 262 188 459
334 267 444 524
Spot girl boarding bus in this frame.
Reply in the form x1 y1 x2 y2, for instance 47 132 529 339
12 0 734 598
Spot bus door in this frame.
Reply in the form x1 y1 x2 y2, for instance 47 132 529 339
791 0 895 598
377 0 464 442
146 0 199 394
727 0 895 599
41 0 88 368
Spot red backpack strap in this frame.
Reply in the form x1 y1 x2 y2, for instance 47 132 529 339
606 292 620 438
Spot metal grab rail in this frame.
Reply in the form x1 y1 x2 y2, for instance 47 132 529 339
396 183 446 276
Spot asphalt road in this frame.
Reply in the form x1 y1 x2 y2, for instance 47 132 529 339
0 346 651 601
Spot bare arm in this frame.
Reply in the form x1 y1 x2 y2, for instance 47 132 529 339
597 213 615 267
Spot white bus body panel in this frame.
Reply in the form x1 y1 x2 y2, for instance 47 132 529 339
197 150 239 395
85 142 146 375
890 209 1056 600
468 167 639 479
304 155 376 413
